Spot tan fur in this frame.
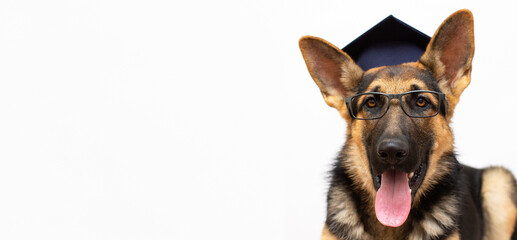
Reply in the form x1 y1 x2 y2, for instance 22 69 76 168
445 232 460 240
420 196 459 238
346 130 377 199
415 106 454 205
363 78 428 94
327 186 362 228
481 167 517 240
321 225 339 240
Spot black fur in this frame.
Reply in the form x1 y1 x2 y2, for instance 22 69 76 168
457 165 484 239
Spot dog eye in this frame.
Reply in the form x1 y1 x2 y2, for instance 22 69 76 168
366 98 377 108
416 97 428 107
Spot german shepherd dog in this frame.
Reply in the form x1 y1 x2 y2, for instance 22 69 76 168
299 10 517 240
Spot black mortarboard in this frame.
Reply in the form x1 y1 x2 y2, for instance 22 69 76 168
342 15 431 71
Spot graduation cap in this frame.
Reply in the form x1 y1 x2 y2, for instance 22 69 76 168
342 15 431 71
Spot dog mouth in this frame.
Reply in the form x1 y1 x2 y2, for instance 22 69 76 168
374 162 427 192
373 162 428 227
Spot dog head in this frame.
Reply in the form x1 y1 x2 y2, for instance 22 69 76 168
299 10 474 227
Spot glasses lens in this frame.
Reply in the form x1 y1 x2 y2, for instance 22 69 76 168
401 91 440 117
350 93 389 119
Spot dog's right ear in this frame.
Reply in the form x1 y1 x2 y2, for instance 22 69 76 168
299 36 363 110
419 10 474 117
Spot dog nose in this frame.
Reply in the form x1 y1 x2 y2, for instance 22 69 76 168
377 139 408 165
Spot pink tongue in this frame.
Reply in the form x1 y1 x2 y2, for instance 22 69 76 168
375 169 411 227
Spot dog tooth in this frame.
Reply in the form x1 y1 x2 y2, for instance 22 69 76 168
408 172 415 179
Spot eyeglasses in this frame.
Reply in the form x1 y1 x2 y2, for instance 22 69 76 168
345 90 447 120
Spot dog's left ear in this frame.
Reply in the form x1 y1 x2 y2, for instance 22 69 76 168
419 9 474 114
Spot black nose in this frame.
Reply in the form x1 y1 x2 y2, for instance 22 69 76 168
377 139 408 165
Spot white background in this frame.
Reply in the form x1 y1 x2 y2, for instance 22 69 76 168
0 1 515 239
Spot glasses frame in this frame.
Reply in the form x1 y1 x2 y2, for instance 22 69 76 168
345 90 447 120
